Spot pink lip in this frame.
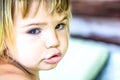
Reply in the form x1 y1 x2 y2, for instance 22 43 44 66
44 53 62 64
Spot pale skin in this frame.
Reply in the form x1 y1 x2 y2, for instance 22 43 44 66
0 1 69 80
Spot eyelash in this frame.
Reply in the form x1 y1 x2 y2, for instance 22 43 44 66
27 23 66 35
55 23 66 30
27 28 41 35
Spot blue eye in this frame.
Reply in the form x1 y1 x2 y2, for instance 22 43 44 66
56 23 65 30
27 28 41 34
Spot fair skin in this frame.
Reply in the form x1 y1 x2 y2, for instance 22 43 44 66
0 1 69 80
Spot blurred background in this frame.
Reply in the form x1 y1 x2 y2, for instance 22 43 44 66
70 0 120 80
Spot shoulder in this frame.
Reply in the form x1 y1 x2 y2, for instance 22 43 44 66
0 74 30 80
0 64 30 80
0 73 30 80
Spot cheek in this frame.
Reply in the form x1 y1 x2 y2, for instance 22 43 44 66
59 33 69 54
14 36 44 66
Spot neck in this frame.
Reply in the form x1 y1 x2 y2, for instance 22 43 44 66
15 63 40 80
8 56 40 80
2 52 40 80
27 69 40 80
14 62 40 80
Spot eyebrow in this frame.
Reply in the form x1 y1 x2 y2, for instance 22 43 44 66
23 16 68 28
59 16 68 22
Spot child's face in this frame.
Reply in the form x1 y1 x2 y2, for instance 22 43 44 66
9 2 69 70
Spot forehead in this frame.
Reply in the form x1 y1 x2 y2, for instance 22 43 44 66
13 0 67 21
13 2 67 27
14 0 68 18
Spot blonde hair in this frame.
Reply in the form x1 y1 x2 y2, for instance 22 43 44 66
0 0 3 56
1 0 72 58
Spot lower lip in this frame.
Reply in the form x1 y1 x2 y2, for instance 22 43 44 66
44 55 62 64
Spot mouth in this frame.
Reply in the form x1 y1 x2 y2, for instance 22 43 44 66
44 52 62 64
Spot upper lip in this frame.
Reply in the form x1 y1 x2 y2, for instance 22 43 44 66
46 53 61 59
44 49 61 59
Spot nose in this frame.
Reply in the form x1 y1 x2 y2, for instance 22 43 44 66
45 31 59 48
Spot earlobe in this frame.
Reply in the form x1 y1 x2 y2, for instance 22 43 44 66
0 38 7 56
3 38 15 58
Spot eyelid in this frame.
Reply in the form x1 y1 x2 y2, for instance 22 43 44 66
27 27 41 35
55 23 66 30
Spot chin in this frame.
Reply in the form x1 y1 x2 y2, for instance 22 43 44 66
40 63 58 71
